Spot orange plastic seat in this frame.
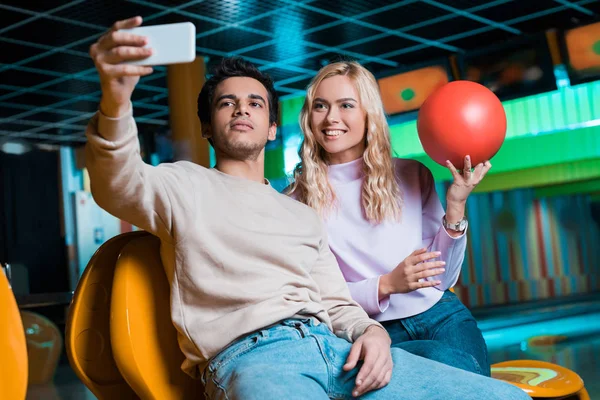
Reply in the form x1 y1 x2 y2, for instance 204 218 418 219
492 359 590 399
65 232 145 400
0 267 28 400
66 232 589 400
110 234 201 399
21 311 63 385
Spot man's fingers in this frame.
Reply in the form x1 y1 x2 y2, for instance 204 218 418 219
98 30 148 52
371 360 392 391
354 352 380 396
98 63 153 78
343 341 362 371
377 367 393 389
366 356 388 394
355 352 376 385
112 16 143 31
104 46 152 64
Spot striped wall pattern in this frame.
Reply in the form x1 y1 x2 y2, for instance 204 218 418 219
441 185 600 308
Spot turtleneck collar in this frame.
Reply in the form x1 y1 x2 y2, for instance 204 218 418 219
327 157 364 184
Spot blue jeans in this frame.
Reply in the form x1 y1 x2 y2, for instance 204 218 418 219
382 290 490 376
201 319 529 400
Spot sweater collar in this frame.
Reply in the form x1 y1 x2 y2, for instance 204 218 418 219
327 157 364 184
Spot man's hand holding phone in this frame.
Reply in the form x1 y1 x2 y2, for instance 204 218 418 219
90 16 196 118
90 16 153 118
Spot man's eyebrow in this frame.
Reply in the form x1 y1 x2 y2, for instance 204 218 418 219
248 94 266 103
215 94 237 102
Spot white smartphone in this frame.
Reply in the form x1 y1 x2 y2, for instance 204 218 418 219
121 22 196 66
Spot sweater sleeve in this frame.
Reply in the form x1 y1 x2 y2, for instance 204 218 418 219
419 163 467 290
346 278 390 316
85 106 194 243
285 187 389 317
310 222 384 342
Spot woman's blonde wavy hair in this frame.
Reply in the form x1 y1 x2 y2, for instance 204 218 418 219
287 61 402 224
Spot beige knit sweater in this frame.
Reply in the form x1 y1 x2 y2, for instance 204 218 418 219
84 108 381 377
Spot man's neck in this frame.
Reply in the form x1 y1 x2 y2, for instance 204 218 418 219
215 158 266 184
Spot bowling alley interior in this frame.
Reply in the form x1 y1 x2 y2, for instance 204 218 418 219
1 1 600 399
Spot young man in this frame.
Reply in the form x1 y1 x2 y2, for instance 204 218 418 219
85 16 530 400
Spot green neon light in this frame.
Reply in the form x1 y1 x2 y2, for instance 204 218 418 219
534 178 600 198
473 159 600 193
408 125 600 189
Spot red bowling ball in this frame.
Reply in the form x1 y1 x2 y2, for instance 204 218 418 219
417 80 507 169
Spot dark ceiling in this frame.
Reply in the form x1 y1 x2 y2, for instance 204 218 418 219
1 0 599 146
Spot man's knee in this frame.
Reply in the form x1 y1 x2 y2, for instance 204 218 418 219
487 379 531 400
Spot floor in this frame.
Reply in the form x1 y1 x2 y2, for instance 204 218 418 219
24 295 600 399
26 364 94 400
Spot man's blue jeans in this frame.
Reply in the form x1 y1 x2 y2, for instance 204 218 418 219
200 319 529 400
382 290 490 376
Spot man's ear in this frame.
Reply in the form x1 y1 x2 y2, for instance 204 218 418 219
201 124 212 140
267 123 277 141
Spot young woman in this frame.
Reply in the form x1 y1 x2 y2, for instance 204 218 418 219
287 61 492 376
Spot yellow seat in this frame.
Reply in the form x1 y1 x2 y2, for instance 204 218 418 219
65 232 144 400
67 232 589 400
0 267 28 400
492 359 590 399
21 311 63 385
110 234 201 399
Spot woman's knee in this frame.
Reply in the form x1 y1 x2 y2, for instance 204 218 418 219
427 343 483 375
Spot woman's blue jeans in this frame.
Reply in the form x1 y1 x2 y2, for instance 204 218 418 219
382 290 490 376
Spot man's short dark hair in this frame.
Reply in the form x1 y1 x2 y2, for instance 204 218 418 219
197 57 279 127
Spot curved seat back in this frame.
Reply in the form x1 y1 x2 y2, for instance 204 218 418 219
65 232 146 399
111 235 201 399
